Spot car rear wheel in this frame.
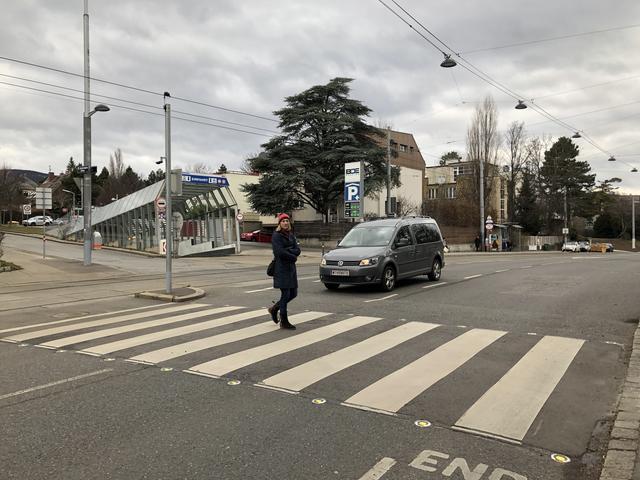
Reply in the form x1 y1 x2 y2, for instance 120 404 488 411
323 283 339 290
380 265 396 292
428 258 442 281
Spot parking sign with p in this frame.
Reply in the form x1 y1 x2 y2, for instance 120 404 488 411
344 182 360 202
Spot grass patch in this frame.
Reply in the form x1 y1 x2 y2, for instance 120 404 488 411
0 259 22 272
0 224 43 234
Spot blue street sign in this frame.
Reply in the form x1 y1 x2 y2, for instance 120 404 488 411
182 173 229 187
344 182 360 202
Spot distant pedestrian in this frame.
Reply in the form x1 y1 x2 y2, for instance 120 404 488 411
267 213 300 330
474 235 481 252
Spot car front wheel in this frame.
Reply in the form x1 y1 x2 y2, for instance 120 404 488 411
380 265 396 292
428 258 442 281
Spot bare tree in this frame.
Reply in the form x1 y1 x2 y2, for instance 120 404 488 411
0 164 25 223
396 194 420 216
504 121 528 222
108 148 125 179
465 95 500 232
188 162 211 173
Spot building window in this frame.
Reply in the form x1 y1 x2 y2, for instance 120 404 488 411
409 146 414 153
399 144 407 152
453 165 465 179
428 188 438 199
445 186 456 199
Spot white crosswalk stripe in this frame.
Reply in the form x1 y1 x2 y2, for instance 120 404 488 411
0 302 594 445
454 335 585 442
0 303 174 335
260 321 439 392
43 306 243 349
83 308 269 356
3 303 207 342
129 311 329 364
343 328 507 413
187 315 382 377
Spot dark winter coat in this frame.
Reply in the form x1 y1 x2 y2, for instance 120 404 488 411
272 230 301 289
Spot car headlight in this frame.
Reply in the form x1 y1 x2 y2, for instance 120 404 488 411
320 258 326 266
359 257 378 266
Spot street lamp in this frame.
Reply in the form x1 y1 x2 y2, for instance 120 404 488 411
62 189 76 219
633 194 638 250
82 103 110 266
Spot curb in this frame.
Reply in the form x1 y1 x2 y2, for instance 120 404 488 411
3 231 161 257
134 287 206 303
599 322 640 480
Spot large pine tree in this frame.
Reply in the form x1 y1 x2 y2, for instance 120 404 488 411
539 137 595 233
241 78 399 220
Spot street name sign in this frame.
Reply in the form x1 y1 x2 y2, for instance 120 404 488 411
181 173 229 187
35 187 52 210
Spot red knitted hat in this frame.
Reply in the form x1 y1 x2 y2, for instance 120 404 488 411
277 213 290 224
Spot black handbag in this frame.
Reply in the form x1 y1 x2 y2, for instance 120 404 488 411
266 259 275 277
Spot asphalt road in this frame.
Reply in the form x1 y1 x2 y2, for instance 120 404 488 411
1 239 638 479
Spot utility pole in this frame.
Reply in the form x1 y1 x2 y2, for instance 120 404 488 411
164 93 172 294
633 194 636 250
479 156 485 250
563 186 568 244
82 0 92 266
386 126 391 217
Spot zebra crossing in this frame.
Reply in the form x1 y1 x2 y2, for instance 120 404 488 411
0 302 600 446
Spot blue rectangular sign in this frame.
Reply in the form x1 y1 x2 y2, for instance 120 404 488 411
344 182 361 202
182 173 229 187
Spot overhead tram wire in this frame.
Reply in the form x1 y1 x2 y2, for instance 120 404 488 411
0 54 279 123
0 81 274 138
381 0 624 161
0 72 280 135
460 23 640 55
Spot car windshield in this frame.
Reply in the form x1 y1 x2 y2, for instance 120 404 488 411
339 226 395 247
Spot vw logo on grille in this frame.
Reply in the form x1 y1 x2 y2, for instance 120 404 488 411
338 260 344 266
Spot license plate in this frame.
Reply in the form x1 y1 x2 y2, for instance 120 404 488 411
331 269 350 276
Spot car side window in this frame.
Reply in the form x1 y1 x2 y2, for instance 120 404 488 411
394 226 414 246
425 224 441 242
411 224 428 244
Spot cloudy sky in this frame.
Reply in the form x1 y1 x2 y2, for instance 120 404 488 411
1 0 639 194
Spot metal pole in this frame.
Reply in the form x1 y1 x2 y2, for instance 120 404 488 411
43 208 46 259
164 100 172 294
234 208 241 254
563 186 568 244
479 156 485 250
386 126 391 216
82 0 92 266
633 194 636 250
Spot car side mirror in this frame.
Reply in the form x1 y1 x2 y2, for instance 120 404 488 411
395 238 410 248
336 238 342 247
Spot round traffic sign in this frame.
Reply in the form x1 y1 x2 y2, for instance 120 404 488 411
156 197 167 209
236 213 244 222
486 224 494 231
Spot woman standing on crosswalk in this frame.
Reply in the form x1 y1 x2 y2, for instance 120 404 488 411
268 213 300 330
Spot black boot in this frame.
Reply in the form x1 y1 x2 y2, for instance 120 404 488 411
267 302 279 324
279 313 296 330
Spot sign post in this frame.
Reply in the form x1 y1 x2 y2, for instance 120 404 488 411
485 215 494 252
35 187 52 259
344 161 364 220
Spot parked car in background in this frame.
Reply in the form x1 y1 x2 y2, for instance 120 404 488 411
22 215 53 226
240 229 260 241
578 241 591 252
590 242 614 253
319 216 445 292
255 230 273 243
561 241 580 252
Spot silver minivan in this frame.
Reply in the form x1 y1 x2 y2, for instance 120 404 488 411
319 217 445 292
